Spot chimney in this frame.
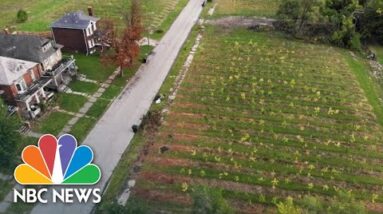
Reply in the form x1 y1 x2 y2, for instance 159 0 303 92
88 6 93 16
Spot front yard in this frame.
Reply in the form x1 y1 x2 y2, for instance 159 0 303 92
32 111 72 135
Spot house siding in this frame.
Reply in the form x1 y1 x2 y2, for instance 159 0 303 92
0 63 42 106
42 49 62 71
52 28 87 54
0 84 18 105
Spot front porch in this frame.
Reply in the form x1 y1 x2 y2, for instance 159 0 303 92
43 56 77 92
16 78 54 119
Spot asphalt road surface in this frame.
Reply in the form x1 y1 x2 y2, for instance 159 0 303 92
31 0 205 213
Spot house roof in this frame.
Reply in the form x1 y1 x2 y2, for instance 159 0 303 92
0 56 38 85
0 34 62 64
51 11 100 30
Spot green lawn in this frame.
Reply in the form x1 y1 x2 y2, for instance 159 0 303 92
371 45 383 65
72 54 115 82
121 26 383 212
0 0 183 32
69 117 97 142
56 93 88 113
343 53 383 126
87 99 111 118
213 0 281 18
33 111 73 135
151 0 189 40
68 80 100 94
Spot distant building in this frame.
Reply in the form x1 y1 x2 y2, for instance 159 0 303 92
0 34 77 92
51 10 100 55
0 56 53 119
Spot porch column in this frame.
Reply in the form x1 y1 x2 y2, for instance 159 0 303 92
54 77 58 88
25 98 32 119
25 99 31 111
40 88 46 99
35 93 40 104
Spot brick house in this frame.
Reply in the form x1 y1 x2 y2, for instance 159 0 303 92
0 56 54 119
0 34 77 92
51 10 100 55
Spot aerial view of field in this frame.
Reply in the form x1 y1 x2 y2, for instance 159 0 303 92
0 0 185 32
128 29 383 212
0 0 382 213
112 1 383 213
213 0 281 17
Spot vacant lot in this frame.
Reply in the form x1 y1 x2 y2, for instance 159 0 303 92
213 0 281 18
0 0 181 32
128 25 383 212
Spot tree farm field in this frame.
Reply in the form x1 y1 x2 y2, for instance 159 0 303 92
131 26 383 212
0 0 181 32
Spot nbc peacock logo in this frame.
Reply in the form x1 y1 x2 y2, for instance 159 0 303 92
14 134 101 185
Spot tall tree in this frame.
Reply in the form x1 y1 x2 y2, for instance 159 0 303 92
130 0 144 41
277 0 325 36
97 19 116 53
359 0 383 44
0 101 21 172
100 0 143 76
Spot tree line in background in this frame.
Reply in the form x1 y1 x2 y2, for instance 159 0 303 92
276 0 383 50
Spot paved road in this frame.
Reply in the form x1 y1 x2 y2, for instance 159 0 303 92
31 0 205 213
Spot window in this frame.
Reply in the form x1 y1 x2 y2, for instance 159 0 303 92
92 22 96 31
15 79 27 93
87 39 95 48
87 27 92 36
42 43 52 53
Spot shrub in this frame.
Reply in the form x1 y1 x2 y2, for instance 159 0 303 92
299 191 366 214
140 110 161 132
191 186 233 214
350 32 362 51
16 9 28 23
277 197 302 214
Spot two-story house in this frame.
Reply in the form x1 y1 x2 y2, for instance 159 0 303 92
0 34 77 92
51 10 100 55
0 56 54 119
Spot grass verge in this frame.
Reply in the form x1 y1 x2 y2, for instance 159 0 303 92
343 52 383 126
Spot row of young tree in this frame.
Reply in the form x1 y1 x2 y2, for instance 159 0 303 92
276 0 383 50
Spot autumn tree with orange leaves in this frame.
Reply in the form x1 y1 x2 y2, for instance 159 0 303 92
100 0 143 76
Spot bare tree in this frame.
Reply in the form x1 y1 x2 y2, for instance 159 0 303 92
97 19 116 53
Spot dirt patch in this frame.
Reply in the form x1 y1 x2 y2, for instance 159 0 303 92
206 16 276 29
366 202 383 213
133 188 192 206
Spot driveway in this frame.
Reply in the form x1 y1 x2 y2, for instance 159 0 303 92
31 0 205 213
